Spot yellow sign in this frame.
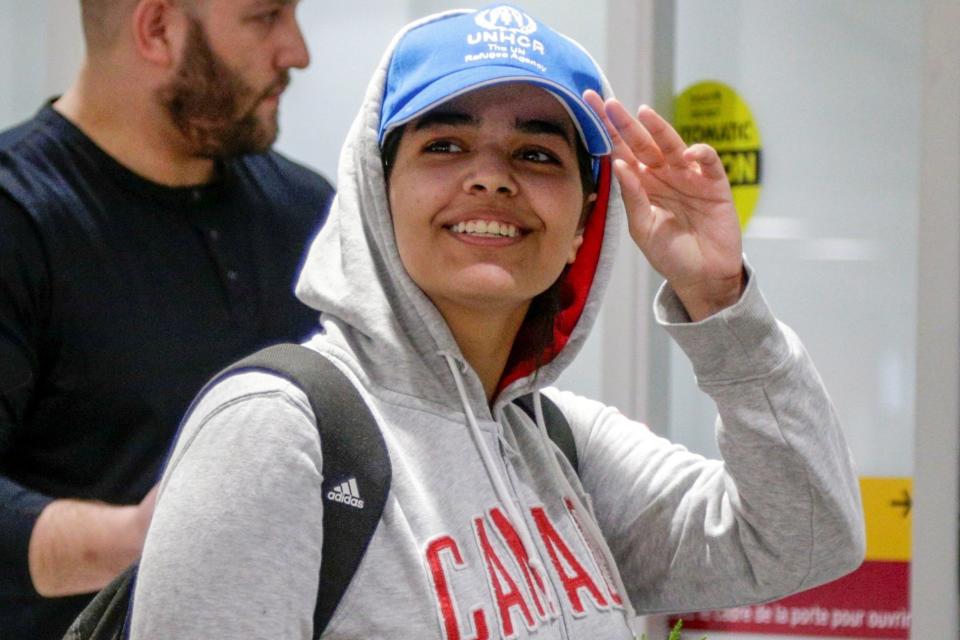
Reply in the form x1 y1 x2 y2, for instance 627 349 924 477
674 81 762 230
860 476 911 562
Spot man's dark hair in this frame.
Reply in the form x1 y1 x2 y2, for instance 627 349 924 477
79 0 201 51
79 0 130 50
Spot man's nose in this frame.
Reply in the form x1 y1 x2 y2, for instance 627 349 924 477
277 18 310 70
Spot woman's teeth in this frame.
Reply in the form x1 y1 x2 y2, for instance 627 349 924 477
449 220 519 238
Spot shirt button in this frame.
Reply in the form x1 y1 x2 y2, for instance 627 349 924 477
191 189 202 203
226 270 239 282
208 229 220 241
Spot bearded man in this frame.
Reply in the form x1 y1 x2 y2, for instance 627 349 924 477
0 1 333 637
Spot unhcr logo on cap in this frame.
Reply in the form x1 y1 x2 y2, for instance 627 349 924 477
467 5 546 56
474 6 538 35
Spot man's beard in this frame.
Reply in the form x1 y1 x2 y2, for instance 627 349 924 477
157 18 288 158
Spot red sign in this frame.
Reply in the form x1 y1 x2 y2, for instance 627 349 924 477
671 477 912 638
672 561 910 638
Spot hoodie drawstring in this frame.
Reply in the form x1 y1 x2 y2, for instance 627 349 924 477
440 353 556 619
530 391 641 634
440 352 639 636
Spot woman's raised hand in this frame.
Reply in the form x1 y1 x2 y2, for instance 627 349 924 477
584 90 745 321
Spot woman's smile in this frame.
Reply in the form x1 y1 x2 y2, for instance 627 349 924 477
447 219 522 239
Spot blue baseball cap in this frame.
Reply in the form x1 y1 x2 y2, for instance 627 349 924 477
378 5 613 157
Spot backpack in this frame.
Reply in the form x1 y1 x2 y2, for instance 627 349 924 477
63 343 577 639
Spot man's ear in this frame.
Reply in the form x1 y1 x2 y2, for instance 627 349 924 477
132 0 184 67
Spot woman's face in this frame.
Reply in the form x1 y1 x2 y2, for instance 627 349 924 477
387 83 589 323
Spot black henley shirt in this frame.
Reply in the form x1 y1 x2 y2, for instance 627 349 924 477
0 104 334 638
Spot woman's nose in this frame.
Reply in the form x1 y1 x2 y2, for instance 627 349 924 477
463 150 518 196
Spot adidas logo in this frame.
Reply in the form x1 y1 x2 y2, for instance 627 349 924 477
327 477 365 509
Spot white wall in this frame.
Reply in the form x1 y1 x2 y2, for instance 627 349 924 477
275 2 411 181
0 1 83 126
912 2 960 635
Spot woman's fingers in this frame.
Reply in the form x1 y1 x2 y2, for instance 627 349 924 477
602 99 666 168
635 105 690 168
584 93 732 230
586 93 725 183
612 158 652 238
584 91 654 240
583 90 639 167
684 143 728 181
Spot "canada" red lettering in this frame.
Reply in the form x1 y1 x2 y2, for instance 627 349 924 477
474 517 536 638
531 506 609 615
563 498 623 608
488 507 555 620
426 536 490 640
426 502 621 636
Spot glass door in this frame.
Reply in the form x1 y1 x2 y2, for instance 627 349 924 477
662 1 926 638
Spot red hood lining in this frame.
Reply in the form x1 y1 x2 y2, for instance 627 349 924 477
496 157 612 394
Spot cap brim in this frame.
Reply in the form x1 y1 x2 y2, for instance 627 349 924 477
380 66 612 156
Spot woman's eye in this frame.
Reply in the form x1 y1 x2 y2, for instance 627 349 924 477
424 140 464 154
519 148 559 164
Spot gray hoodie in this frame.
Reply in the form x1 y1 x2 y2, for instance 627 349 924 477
131 10 865 639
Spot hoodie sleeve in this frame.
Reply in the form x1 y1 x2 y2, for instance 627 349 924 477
130 373 325 640
547 265 865 614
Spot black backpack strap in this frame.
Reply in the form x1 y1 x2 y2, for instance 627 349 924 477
515 393 578 474
64 344 389 640
62 565 136 640
213 343 391 638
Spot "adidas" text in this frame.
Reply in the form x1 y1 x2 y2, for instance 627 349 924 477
327 477 365 509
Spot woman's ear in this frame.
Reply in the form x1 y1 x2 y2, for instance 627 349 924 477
569 192 597 264
579 192 598 227
566 232 585 265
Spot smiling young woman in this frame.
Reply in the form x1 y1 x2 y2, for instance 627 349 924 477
130 5 865 639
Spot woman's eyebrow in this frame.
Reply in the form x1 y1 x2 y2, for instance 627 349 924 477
412 112 573 147
413 112 476 131
517 118 573 146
